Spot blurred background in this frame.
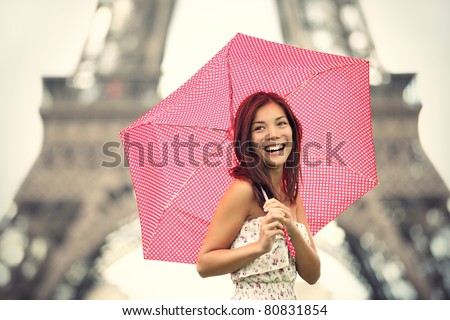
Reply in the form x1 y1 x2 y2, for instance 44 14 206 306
0 0 449 300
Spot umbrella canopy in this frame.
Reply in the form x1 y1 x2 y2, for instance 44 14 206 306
120 33 378 264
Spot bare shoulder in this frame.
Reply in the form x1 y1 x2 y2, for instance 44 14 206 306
216 179 254 219
198 179 254 253
225 179 254 200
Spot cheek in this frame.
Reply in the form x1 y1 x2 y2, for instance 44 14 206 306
250 132 262 144
248 133 259 151
284 127 293 141
285 131 294 152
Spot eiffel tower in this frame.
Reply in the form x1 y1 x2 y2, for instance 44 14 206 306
1 0 449 300
278 0 450 299
0 0 176 299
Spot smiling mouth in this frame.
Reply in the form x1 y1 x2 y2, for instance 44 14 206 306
264 144 286 153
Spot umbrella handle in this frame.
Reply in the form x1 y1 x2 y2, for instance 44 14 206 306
260 187 269 202
261 186 296 257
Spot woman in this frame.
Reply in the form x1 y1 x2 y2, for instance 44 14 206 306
196 91 320 300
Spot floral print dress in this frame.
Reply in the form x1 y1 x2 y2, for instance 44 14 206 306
230 216 311 300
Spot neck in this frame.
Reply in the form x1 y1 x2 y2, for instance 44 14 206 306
268 167 284 197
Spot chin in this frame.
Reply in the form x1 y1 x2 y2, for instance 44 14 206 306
263 158 288 169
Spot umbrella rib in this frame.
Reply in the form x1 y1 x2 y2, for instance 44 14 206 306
144 122 228 133
301 149 377 183
285 73 319 99
287 59 377 184
285 61 366 98
145 135 230 258
341 162 379 185
227 48 235 129
162 136 231 211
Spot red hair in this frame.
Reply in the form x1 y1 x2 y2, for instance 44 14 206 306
230 91 302 207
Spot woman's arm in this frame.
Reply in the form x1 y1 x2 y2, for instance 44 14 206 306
289 196 321 284
196 179 285 278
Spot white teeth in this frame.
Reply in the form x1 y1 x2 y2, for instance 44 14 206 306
265 145 285 152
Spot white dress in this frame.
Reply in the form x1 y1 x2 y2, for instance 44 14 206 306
230 216 311 300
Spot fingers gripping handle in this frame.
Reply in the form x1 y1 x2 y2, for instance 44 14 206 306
260 186 296 258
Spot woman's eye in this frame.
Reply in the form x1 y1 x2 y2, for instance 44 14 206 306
278 121 288 127
253 126 264 131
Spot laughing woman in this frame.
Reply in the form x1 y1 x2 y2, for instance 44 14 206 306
196 91 320 300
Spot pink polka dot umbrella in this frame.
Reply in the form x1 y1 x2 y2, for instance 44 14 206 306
120 33 378 264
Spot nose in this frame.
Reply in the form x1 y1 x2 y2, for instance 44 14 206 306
265 125 280 140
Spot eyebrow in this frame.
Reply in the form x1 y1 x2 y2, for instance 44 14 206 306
252 116 288 125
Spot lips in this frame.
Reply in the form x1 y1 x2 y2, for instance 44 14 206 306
263 143 286 153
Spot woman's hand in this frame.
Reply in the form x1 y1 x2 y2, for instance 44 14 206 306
258 211 285 253
263 197 321 284
263 198 296 236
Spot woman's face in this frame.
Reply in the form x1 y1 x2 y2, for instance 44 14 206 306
250 101 293 169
